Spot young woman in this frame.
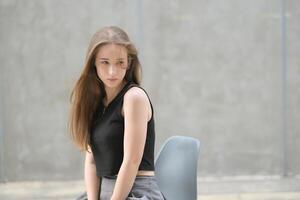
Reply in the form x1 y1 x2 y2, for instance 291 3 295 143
68 26 165 200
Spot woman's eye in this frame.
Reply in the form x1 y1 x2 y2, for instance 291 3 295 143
100 61 109 65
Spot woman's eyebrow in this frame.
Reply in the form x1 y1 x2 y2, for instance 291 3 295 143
98 58 125 60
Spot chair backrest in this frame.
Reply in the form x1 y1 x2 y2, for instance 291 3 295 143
154 136 200 200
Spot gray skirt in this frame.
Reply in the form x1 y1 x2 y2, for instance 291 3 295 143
100 175 165 200
75 175 165 200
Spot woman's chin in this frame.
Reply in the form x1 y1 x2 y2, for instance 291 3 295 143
103 79 122 88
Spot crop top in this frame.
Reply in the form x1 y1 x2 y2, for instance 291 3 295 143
90 81 155 177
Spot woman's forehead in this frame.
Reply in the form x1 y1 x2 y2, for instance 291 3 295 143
96 43 127 59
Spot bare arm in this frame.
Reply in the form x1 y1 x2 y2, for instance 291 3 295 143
85 145 101 200
110 88 150 200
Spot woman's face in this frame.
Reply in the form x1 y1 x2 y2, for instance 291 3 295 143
94 43 129 89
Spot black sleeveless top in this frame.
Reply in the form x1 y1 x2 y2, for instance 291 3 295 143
90 81 155 177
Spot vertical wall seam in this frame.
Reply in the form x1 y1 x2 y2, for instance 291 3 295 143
280 0 288 177
0 65 4 182
136 0 144 64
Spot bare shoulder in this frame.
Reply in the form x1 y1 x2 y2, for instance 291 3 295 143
124 86 149 103
123 86 152 120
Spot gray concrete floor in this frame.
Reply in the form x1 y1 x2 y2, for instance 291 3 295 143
198 177 300 200
0 178 300 200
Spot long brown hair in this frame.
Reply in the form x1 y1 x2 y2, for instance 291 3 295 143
68 26 142 151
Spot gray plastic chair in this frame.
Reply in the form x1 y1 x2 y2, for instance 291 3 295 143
154 135 201 200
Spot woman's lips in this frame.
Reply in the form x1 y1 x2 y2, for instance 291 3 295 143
108 78 117 81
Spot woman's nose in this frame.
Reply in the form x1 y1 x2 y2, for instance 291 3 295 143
108 64 117 75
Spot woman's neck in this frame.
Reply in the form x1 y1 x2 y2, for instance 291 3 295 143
103 80 127 107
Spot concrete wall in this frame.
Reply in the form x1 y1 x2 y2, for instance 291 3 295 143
0 0 299 182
